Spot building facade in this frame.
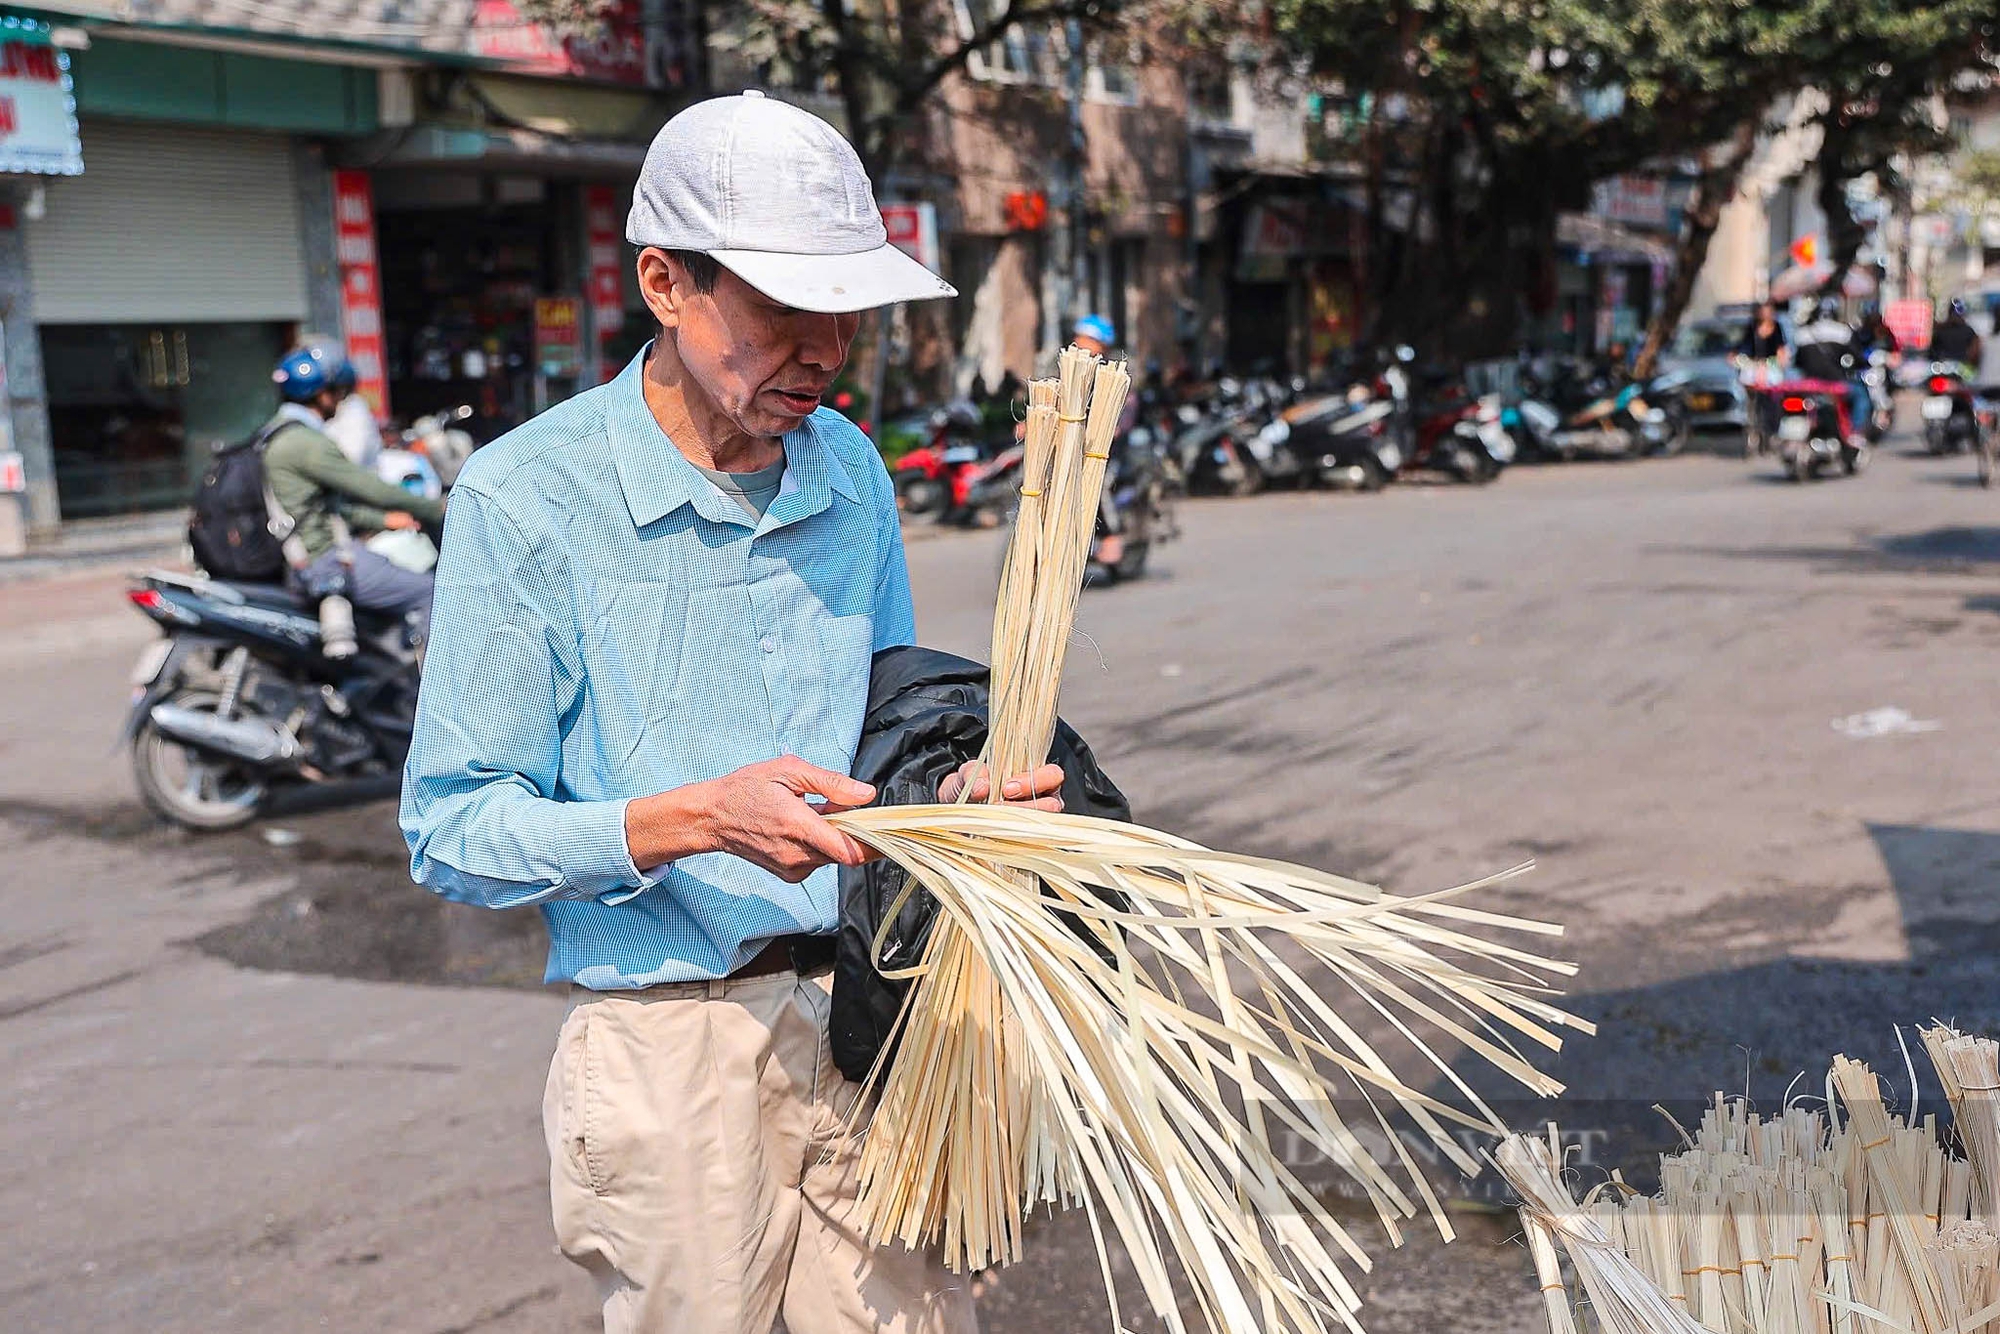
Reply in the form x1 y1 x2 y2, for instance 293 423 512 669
6 0 701 532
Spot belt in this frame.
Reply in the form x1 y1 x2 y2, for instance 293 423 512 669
732 932 837 980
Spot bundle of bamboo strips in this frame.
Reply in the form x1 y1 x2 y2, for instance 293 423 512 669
1495 1024 2000 1334
827 343 1593 1334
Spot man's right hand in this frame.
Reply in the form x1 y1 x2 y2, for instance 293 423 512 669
625 756 878 883
382 510 422 531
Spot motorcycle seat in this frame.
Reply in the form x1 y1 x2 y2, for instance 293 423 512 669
216 580 310 611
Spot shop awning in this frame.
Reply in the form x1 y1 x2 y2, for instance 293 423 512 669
1768 262 1878 301
1556 212 1675 264
337 124 647 175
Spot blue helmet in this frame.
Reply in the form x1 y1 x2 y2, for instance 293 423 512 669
1073 314 1116 347
272 341 357 403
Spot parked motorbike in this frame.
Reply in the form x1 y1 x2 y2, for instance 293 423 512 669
1773 383 1868 481
1268 386 1402 490
951 443 1025 528
1405 387 1514 482
893 401 989 518
1924 362 1982 455
401 404 480 487
1516 358 1683 460
122 570 423 831
1170 378 1274 496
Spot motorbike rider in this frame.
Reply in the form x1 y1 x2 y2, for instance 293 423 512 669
1792 298 1866 442
1854 303 1901 362
1930 298 1984 371
262 342 445 644
1069 313 1135 569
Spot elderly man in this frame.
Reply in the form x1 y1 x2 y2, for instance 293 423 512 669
400 92 1058 1334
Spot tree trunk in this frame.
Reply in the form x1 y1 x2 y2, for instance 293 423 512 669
1632 118 1760 380
1814 118 1871 301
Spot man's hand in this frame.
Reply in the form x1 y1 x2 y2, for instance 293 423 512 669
625 755 877 884
382 510 422 531
937 760 1064 810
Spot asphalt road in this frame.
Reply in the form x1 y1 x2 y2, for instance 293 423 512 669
8 428 2000 1333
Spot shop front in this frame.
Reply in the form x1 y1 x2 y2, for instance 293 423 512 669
1220 182 1361 379
30 119 313 517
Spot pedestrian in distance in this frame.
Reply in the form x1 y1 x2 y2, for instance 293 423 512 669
263 342 442 643
399 91 1063 1334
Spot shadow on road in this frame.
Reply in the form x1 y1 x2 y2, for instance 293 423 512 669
1423 819 2000 1186
1664 524 2000 574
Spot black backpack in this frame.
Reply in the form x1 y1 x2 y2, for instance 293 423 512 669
188 424 288 582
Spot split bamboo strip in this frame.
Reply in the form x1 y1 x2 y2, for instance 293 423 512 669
1501 1032 2000 1334
1496 1134 1709 1334
835 341 1589 1333
834 802 1592 1330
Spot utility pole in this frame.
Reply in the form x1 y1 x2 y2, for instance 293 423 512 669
1042 18 1089 361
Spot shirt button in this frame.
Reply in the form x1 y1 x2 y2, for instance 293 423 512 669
759 635 777 654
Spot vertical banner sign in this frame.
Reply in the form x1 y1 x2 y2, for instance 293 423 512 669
880 203 940 271
584 186 623 381
331 171 389 418
535 297 583 378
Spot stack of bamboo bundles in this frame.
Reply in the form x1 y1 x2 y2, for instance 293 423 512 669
823 344 1594 1333
1497 1024 2000 1334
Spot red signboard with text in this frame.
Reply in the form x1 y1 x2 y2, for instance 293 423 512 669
585 185 624 381
331 170 389 419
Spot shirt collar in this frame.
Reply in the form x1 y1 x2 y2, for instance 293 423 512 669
606 346 860 532
276 402 324 431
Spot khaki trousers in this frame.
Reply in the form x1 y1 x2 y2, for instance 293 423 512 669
543 968 979 1334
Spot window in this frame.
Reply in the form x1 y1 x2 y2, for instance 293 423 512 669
1086 37 1139 104
953 0 1063 86
1187 66 1236 128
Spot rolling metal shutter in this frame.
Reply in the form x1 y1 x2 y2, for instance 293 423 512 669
28 119 308 324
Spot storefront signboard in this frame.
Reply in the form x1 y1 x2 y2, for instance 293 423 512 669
331 170 390 419
535 297 583 378
468 0 703 90
1591 175 1668 229
0 16 82 176
881 203 939 272
586 185 623 340
1887 298 1933 353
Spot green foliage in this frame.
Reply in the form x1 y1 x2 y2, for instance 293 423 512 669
1247 0 1998 352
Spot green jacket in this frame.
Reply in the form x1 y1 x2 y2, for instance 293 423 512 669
262 414 444 562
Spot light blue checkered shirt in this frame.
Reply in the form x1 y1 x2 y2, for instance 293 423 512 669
399 350 916 988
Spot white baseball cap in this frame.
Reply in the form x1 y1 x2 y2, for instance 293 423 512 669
627 91 956 315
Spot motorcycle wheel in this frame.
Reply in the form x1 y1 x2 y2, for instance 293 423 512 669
895 473 947 517
1224 462 1262 497
1355 454 1389 492
132 687 270 831
1114 541 1151 581
1668 414 1692 457
1927 421 1949 455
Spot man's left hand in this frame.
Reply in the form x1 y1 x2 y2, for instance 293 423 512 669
938 760 1064 810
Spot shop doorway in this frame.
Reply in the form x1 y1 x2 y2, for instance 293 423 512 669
41 321 289 519
376 183 577 438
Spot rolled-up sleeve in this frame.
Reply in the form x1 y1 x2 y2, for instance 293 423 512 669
399 487 655 908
